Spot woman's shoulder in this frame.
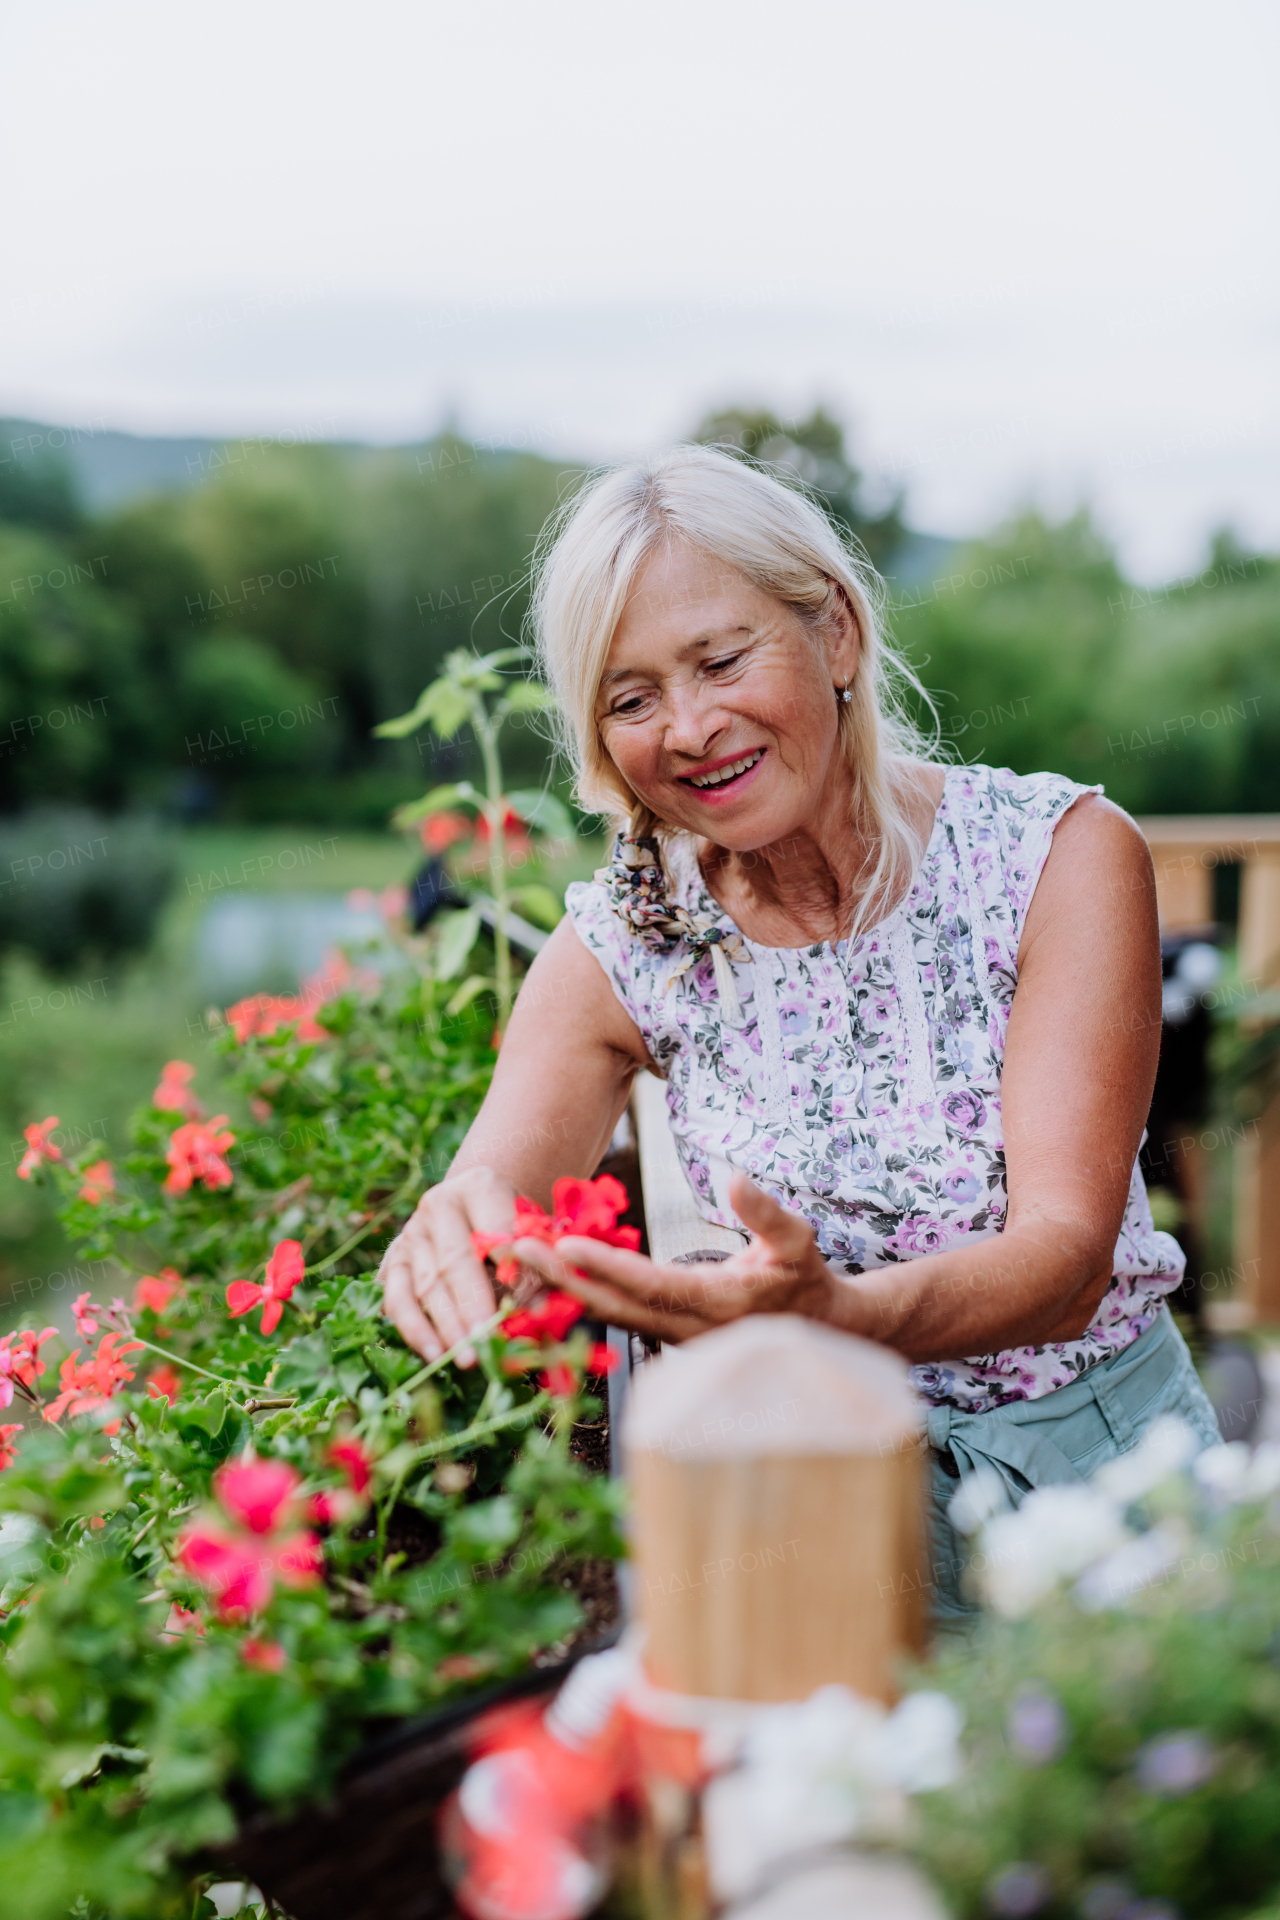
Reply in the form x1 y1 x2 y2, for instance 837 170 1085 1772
948 762 1103 841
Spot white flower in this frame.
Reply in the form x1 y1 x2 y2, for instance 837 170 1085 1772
1074 1523 1186 1612
881 1691 964 1792
1192 1442 1250 1500
980 1485 1127 1618
703 1684 962 1905
1194 1439 1280 1505
1093 1416 1198 1506
947 1465 1009 1536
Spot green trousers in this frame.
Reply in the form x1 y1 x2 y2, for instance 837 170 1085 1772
924 1307 1221 1627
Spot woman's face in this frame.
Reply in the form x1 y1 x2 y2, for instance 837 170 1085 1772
596 539 859 849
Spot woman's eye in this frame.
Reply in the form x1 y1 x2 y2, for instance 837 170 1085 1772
707 652 745 674
610 693 649 718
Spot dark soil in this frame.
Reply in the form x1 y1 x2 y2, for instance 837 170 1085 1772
533 1555 621 1665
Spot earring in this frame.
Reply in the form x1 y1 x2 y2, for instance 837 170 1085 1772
840 678 852 704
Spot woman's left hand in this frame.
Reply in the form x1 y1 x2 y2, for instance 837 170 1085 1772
513 1173 844 1342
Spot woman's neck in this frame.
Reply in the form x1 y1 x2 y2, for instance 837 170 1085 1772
697 761 945 949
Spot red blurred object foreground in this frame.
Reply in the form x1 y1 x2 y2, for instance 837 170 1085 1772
440 1643 706 1920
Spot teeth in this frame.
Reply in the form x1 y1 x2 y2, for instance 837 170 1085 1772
690 750 762 789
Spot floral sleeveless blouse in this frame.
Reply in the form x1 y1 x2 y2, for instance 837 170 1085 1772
565 765 1184 1414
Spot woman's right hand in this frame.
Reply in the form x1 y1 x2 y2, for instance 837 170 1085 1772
378 1166 520 1365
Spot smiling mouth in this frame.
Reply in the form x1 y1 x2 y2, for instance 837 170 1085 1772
680 748 766 791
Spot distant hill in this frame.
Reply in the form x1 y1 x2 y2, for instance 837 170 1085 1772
0 414 957 581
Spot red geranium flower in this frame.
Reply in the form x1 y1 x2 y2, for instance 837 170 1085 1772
134 1268 185 1315
153 1059 204 1120
42 1332 145 1424
147 1364 182 1404
504 1292 585 1343
0 1424 22 1470
164 1118 236 1195
539 1363 578 1399
16 1117 62 1180
226 1239 304 1336
78 1160 115 1206
420 810 472 854
470 1173 639 1288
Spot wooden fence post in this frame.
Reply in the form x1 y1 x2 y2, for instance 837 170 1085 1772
624 1314 925 1706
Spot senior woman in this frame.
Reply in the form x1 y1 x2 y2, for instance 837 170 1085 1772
379 443 1219 1624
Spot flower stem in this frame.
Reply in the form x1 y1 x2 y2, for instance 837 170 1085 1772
397 1301 514 1395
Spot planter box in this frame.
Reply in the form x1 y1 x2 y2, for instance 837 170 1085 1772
225 1629 621 1920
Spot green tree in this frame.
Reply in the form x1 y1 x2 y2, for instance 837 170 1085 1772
691 403 906 570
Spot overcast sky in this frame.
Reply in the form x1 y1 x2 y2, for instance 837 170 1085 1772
3 0 1277 578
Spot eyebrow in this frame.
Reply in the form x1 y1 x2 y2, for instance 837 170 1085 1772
598 625 754 687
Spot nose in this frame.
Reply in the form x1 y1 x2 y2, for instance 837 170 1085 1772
662 677 729 762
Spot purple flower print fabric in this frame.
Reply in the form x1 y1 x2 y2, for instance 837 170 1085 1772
565 765 1183 1413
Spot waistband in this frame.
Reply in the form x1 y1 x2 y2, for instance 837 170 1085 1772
925 1307 1180 1498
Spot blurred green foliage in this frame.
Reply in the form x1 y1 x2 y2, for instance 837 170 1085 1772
891 513 1280 816
1 411 1276 831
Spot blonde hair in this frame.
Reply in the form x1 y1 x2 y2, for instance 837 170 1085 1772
530 442 940 937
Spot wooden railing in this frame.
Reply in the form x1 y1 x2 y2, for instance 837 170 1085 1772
1138 816 1280 1323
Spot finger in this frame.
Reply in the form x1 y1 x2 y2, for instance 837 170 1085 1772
418 1275 476 1367
381 1261 444 1361
421 1188 502 1336
728 1173 815 1258
524 1236 754 1322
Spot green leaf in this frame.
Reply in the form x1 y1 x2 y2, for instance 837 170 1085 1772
175 1390 228 1439
506 885 564 931
434 909 482 981
374 679 472 741
391 781 477 830
450 1494 521 1559
480 646 529 670
446 974 495 1016
505 789 575 839
498 681 556 715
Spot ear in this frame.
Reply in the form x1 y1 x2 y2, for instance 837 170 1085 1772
823 583 862 686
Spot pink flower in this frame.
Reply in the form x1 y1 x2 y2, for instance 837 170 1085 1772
78 1160 115 1206
152 1059 204 1120
164 1118 235 1195
72 1291 101 1341
161 1602 205 1638
0 1328 58 1401
17 1117 62 1180
176 1456 321 1620
216 1457 301 1534
310 1437 374 1524
0 1424 22 1470
226 1239 304 1336
133 1269 184 1315
241 1636 286 1673
329 1437 373 1497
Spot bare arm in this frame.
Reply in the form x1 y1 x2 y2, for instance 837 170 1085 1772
519 796 1164 1362
379 916 650 1359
